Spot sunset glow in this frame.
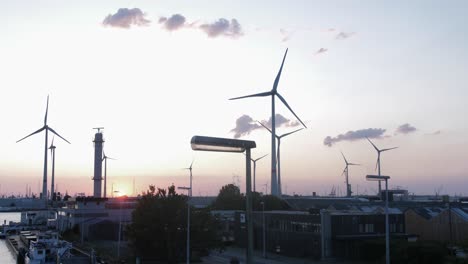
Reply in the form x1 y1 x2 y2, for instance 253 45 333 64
1 1 467 197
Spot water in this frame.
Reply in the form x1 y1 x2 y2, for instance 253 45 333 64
0 212 21 264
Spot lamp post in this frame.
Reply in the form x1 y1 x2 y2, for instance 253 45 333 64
116 191 122 258
178 186 191 264
366 175 391 264
191 136 256 264
260 201 266 258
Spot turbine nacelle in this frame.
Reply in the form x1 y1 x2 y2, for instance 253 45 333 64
366 137 398 171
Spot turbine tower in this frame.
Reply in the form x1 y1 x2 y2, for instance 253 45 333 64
183 161 194 197
340 151 359 197
102 151 116 198
49 137 56 201
258 121 304 196
366 137 398 194
93 127 104 197
249 154 268 193
229 49 306 196
17 96 70 203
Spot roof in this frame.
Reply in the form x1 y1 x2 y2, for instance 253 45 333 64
188 196 216 208
452 208 468 222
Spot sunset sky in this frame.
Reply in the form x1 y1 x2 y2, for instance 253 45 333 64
1 1 467 197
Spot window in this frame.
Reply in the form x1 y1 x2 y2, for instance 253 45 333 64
360 224 374 233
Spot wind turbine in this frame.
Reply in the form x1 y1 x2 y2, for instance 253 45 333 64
229 49 306 196
340 151 360 197
258 121 304 196
49 137 56 201
248 154 268 193
366 137 398 194
183 160 194 197
102 152 116 198
17 96 70 202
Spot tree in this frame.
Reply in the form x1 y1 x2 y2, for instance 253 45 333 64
212 184 245 210
126 185 222 263
257 194 290 211
212 184 290 211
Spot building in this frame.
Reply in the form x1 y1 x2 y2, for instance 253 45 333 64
234 210 322 259
321 207 406 260
405 203 468 243
57 196 137 241
231 201 407 260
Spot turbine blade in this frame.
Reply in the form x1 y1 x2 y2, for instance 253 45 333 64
381 147 398 152
257 121 273 134
47 127 71 144
276 92 307 128
242 152 255 162
16 127 46 143
255 154 268 162
44 95 49 125
366 137 380 151
375 159 379 171
107 157 116 160
280 127 304 138
348 163 360 166
190 160 194 169
340 151 348 164
51 136 54 147
272 48 288 92
229 91 272 100
341 167 346 177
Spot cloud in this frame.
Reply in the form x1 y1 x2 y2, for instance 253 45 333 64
395 123 417 135
263 114 301 129
230 115 261 138
315 48 328 55
324 128 386 147
280 28 294 42
426 130 441 136
200 18 243 38
102 8 150 28
336 31 356 40
158 14 186 31
230 114 302 138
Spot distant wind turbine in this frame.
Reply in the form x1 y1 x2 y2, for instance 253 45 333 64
258 121 304 195
229 49 306 196
183 160 194 197
248 154 268 193
102 152 116 198
49 137 56 201
17 96 70 202
366 137 398 194
340 151 360 197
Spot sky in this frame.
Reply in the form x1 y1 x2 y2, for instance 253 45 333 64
1 0 467 197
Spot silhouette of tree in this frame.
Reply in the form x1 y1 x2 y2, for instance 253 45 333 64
212 184 245 210
257 194 290 211
126 184 222 263
211 184 290 211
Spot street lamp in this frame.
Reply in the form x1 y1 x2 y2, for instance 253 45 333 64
366 175 391 264
260 201 266 258
191 136 256 264
178 186 191 264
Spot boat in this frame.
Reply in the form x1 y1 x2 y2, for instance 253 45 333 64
24 230 72 264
